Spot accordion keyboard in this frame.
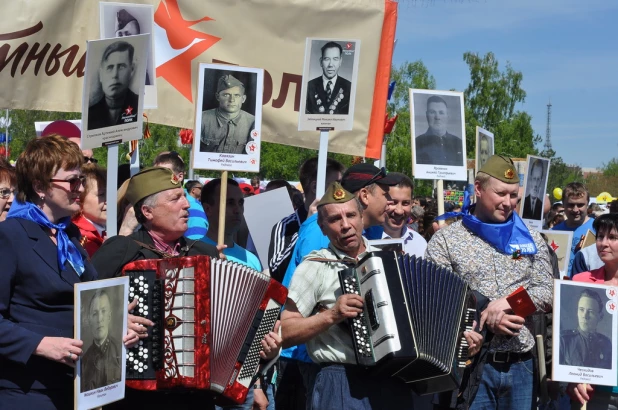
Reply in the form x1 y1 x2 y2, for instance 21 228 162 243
126 271 164 379
456 307 476 368
341 273 373 363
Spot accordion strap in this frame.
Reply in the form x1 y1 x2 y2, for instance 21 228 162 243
305 257 357 266
132 240 178 259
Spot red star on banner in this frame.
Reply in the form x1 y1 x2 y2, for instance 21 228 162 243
155 0 221 102
610 303 616 312
549 239 559 252
610 289 616 297
346 42 352 49
124 106 133 115
250 159 256 165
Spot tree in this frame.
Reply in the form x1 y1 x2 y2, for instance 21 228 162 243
386 61 436 197
602 158 618 177
462 52 538 159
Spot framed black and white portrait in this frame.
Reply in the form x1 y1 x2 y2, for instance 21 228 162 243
74 277 129 409
521 155 551 229
100 2 156 109
81 34 150 149
475 126 494 174
192 63 263 173
298 38 361 131
410 89 467 181
553 280 617 386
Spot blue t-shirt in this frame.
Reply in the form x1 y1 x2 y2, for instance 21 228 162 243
552 218 595 277
185 193 209 240
200 236 262 271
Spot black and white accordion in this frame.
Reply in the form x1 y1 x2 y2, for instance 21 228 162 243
338 252 476 395
121 255 287 403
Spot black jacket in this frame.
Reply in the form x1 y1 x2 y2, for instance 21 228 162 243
91 228 218 279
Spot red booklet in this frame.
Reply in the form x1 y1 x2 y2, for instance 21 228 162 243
506 286 536 318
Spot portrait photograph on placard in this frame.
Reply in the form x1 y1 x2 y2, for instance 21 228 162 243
298 38 361 131
552 280 618 387
511 158 527 188
410 89 467 181
81 34 149 150
99 2 157 109
540 230 573 276
192 64 263 173
521 155 551 229
75 277 129 410
475 126 494 173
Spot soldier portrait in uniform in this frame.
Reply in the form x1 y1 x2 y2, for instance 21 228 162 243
412 92 465 167
199 71 257 154
475 127 494 173
522 157 549 221
305 41 352 115
80 286 124 392
559 287 612 369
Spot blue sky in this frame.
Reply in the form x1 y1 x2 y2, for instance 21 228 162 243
393 0 618 169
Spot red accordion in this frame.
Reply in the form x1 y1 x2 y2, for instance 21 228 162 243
121 255 287 403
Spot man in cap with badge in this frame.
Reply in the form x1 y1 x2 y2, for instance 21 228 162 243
88 40 140 130
305 41 352 115
280 182 416 408
200 74 255 154
426 155 553 409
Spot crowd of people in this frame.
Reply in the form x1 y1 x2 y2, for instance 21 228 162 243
0 131 617 410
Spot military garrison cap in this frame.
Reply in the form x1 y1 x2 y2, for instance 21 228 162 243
317 182 355 208
126 167 183 205
116 9 138 31
217 74 245 93
478 155 520 184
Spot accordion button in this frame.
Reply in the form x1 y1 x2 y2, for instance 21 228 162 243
144 354 148 359
144 365 148 370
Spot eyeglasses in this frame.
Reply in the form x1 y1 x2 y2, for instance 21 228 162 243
0 188 15 199
50 176 86 193
83 156 98 164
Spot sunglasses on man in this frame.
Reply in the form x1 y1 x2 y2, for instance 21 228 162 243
83 156 98 164
49 176 86 193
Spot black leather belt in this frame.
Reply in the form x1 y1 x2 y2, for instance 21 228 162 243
487 350 533 364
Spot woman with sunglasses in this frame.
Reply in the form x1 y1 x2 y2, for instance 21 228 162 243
0 135 140 409
0 158 16 222
72 163 107 257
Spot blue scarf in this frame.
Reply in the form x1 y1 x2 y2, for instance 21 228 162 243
436 191 537 255
7 200 85 275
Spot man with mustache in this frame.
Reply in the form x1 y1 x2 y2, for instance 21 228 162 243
88 41 139 130
305 41 351 115
415 95 463 166
200 74 255 154
81 289 121 392
200 178 262 271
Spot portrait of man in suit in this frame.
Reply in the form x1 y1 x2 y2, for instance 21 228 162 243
305 41 351 115
88 41 140 131
522 158 546 220
415 95 464 166
81 288 122 392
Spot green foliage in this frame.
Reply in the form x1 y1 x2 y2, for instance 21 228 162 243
462 52 538 159
602 158 618 177
386 61 436 196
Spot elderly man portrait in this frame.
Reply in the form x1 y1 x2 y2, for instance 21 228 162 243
200 74 255 154
88 41 139 130
478 134 492 169
415 95 464 166
81 289 121 392
305 41 352 115
522 159 546 220
559 288 612 369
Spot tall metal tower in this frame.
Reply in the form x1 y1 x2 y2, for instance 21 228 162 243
544 99 553 152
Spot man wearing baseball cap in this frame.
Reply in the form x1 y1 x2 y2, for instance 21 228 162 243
200 74 255 154
426 155 553 409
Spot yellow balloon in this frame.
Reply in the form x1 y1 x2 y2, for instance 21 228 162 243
553 187 562 200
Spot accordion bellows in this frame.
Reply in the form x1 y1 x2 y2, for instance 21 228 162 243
122 255 287 404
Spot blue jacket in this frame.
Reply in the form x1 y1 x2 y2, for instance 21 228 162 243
0 218 97 390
